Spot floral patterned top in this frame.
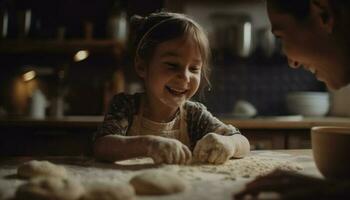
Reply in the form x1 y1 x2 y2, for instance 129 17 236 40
94 93 241 149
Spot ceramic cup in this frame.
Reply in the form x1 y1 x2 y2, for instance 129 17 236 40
311 126 350 180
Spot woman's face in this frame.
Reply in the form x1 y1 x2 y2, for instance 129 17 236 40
137 36 202 109
267 2 349 89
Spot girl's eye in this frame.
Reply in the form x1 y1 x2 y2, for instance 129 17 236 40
190 66 201 73
164 62 179 69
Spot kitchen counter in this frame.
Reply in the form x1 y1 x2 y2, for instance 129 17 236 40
224 116 350 129
0 116 349 154
0 116 349 129
0 149 321 200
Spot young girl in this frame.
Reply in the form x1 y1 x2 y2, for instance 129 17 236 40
93 12 250 165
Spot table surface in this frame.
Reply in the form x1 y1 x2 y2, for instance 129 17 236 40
0 149 321 200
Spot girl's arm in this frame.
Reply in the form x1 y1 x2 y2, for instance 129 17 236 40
93 134 152 162
94 134 192 164
94 93 191 164
93 93 143 161
223 133 250 158
186 101 250 163
213 124 250 158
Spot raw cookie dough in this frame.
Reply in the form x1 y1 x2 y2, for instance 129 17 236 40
17 160 68 178
81 182 135 200
15 176 85 200
130 170 188 195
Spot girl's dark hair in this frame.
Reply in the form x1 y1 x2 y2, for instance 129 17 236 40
129 12 211 93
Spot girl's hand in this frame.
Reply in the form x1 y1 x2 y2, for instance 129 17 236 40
193 133 235 164
146 136 192 165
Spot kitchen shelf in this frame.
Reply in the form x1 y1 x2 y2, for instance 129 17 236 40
0 39 124 55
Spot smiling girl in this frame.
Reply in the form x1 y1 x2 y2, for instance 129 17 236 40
93 12 250 165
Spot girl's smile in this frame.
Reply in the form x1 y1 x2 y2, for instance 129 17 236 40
165 85 189 96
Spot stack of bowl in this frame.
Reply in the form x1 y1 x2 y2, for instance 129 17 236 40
286 92 330 117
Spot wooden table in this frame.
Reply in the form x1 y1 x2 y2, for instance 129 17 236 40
0 150 321 200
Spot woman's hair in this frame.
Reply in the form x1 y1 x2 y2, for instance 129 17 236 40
267 0 350 45
267 0 350 21
266 0 310 20
129 12 211 93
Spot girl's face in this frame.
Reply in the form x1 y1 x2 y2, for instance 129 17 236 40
267 3 349 89
137 36 202 109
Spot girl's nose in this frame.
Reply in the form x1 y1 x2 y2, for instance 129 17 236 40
178 70 190 82
288 58 301 69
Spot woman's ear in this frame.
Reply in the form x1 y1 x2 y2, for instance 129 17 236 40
134 57 147 78
310 0 334 34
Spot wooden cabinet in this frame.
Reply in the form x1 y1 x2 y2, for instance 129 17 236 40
0 117 101 156
223 117 350 150
240 129 311 150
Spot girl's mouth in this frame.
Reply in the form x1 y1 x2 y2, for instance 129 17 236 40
165 86 188 96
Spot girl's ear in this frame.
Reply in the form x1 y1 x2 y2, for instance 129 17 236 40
134 57 147 78
310 0 334 34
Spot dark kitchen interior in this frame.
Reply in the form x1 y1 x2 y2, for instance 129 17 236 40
1 1 350 199
0 0 326 117
0 0 348 156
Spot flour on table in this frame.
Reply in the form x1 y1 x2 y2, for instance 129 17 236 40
15 176 85 200
162 155 303 181
130 170 189 195
115 155 302 181
17 160 68 178
0 152 308 200
81 182 135 200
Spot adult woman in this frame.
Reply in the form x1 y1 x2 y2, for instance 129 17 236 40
235 0 350 199
267 0 350 90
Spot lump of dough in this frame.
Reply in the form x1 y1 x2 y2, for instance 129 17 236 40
17 160 68 179
130 170 188 195
81 182 135 200
15 176 85 200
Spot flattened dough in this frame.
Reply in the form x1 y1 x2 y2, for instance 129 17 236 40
15 176 85 200
130 170 188 195
17 160 67 178
81 182 135 200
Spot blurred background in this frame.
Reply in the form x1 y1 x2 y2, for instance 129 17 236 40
2 0 350 155
1 0 348 119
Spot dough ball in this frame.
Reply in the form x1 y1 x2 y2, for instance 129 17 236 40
17 160 68 179
81 182 135 200
130 170 188 195
15 176 85 200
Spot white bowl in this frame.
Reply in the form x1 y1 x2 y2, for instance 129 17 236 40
286 92 330 116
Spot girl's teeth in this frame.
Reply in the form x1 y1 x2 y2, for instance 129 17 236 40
172 88 185 93
166 86 186 95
